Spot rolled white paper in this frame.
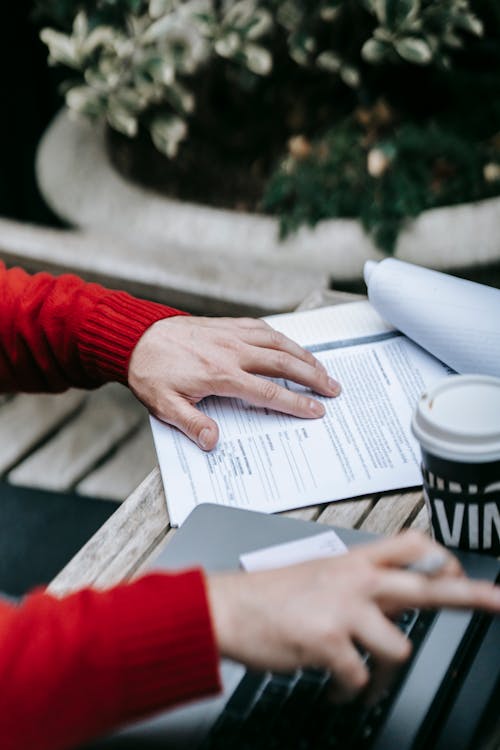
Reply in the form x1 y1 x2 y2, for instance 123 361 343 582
364 258 500 377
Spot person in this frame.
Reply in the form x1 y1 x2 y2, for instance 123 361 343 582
0 262 499 750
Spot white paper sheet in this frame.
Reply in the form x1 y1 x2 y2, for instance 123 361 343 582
151 301 450 525
240 531 347 572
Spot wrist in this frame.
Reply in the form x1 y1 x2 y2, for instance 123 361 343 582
79 291 188 385
206 573 245 661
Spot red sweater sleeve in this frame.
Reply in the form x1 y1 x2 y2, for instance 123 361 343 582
0 263 221 747
0 571 221 750
0 262 188 391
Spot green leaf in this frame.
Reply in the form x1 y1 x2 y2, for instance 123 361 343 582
40 28 79 68
150 114 187 157
371 0 388 25
394 36 432 64
66 85 104 117
361 38 388 64
149 0 178 20
107 103 139 136
340 64 360 88
316 50 341 72
244 43 273 75
454 13 483 37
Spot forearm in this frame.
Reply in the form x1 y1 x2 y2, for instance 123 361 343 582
0 572 220 750
0 263 187 392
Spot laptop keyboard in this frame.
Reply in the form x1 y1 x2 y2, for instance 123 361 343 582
203 609 435 750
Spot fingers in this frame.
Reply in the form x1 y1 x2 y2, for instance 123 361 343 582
190 317 339 394
236 325 340 397
326 640 370 703
242 346 340 398
227 371 327 418
364 530 463 578
241 325 328 372
156 396 219 451
373 570 500 614
360 532 500 614
354 607 411 665
353 607 411 705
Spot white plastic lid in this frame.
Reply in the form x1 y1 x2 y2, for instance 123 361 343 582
411 375 500 463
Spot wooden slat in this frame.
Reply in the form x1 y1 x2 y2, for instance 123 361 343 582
409 504 432 534
0 390 85 474
317 497 375 530
281 505 324 522
359 490 424 536
93 470 171 588
49 468 169 595
77 422 156 501
135 526 178 577
8 384 143 491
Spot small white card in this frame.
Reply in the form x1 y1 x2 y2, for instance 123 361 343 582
240 530 347 572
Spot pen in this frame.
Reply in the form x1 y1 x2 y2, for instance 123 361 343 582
406 551 448 577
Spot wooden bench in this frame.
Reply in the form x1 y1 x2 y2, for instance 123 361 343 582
1 384 156 502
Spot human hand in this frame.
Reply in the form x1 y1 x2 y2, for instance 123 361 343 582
128 315 340 450
206 530 500 703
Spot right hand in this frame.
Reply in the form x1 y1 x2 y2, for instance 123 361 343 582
206 531 500 702
128 315 340 451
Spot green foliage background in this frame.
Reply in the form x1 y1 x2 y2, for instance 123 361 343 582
35 0 500 253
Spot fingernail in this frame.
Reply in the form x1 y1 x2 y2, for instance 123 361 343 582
310 400 325 417
328 377 341 396
199 428 212 450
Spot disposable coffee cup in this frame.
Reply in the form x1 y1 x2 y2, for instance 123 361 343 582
411 375 500 555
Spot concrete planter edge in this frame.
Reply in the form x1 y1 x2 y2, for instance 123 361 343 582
37 109 500 284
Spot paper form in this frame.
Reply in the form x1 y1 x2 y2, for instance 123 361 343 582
151 301 450 526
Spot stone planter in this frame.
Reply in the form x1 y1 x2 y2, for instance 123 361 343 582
37 109 500 295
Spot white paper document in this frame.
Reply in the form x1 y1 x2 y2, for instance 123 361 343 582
240 531 347 572
151 301 450 525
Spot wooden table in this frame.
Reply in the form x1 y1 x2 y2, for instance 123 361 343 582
48 289 430 596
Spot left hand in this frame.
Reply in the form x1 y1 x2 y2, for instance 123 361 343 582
128 315 340 450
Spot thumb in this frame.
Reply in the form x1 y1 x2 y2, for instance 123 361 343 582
159 396 220 451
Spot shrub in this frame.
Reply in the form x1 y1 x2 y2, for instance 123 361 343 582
37 0 500 252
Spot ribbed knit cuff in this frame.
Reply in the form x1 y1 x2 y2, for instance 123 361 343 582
78 290 189 385
111 570 221 722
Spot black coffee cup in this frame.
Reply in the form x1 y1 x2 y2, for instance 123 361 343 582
411 375 500 556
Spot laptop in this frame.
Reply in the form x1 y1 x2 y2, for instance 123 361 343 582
86 504 500 750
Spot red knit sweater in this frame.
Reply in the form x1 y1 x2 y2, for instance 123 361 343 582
0 264 221 749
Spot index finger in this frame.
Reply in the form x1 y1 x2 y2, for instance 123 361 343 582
223 371 326 418
242 325 327 373
361 531 463 578
372 570 500 615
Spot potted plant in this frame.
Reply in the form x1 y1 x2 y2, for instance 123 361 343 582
35 0 500 282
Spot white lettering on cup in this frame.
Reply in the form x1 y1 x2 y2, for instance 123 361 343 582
483 503 500 549
434 499 464 547
468 504 479 549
